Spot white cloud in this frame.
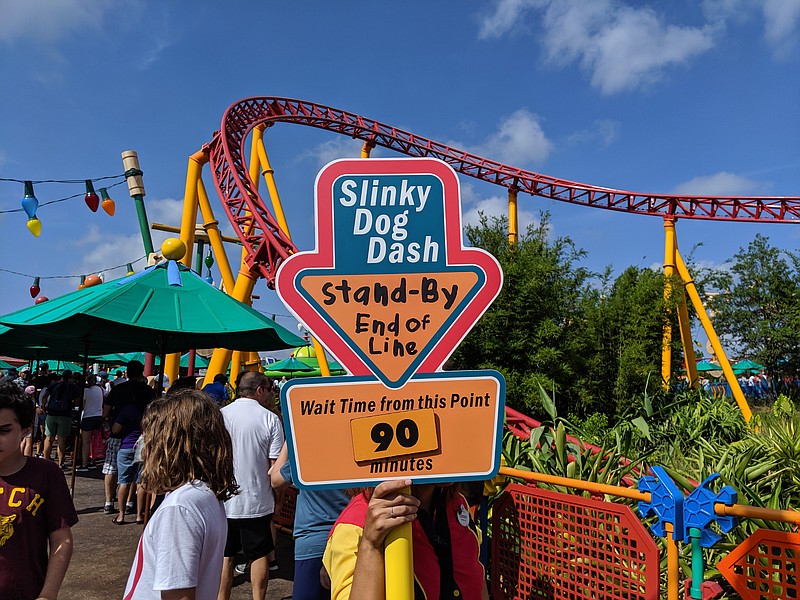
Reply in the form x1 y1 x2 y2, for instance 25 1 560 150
72 196 243 279
147 197 185 229
474 109 553 165
135 9 175 70
300 137 365 169
0 0 117 44
477 0 547 39
762 0 800 57
479 0 715 94
459 183 538 240
672 172 763 196
564 119 620 148
542 1 715 94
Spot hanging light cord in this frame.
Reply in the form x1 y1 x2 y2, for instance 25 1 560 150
0 179 127 215
0 255 146 279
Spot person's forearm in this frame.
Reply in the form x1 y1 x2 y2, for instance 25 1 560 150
38 529 73 599
269 442 289 489
349 540 387 600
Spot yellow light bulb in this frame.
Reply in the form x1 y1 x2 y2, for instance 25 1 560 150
26 217 42 237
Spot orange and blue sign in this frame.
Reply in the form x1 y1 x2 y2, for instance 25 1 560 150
276 158 505 488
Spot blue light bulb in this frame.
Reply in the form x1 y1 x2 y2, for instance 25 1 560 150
21 181 38 219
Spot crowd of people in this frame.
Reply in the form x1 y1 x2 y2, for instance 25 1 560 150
0 360 488 599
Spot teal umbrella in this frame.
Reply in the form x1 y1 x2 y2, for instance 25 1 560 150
0 261 304 355
265 355 346 378
264 356 315 377
694 360 722 372
46 360 83 373
732 359 765 374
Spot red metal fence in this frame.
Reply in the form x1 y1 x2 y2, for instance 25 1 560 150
491 484 660 600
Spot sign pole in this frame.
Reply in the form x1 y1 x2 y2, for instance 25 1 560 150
385 492 414 600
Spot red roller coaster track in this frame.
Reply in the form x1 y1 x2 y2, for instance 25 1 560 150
207 96 800 286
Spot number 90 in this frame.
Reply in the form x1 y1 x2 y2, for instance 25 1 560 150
371 419 420 452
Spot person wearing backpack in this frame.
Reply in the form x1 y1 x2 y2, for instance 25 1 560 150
41 370 80 469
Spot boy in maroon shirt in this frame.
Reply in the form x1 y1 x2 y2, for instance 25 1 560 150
0 383 78 600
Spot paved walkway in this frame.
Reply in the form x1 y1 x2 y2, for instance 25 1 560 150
60 468 295 599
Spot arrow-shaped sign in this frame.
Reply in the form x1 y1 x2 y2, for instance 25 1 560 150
276 158 503 388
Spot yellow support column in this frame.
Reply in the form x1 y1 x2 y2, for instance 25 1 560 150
677 296 699 388
204 265 259 386
665 522 680 600
661 219 677 389
255 136 292 239
670 224 699 388
361 140 375 159
508 188 519 245
675 251 752 422
164 150 206 386
197 177 236 294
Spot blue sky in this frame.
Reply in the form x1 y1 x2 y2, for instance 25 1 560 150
1 0 799 350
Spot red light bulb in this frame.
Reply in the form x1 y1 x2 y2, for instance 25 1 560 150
29 277 40 298
84 179 99 212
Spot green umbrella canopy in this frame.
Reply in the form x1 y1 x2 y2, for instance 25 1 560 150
0 325 89 361
46 360 83 373
0 261 305 355
265 355 346 378
694 359 722 372
732 358 765 372
266 356 315 374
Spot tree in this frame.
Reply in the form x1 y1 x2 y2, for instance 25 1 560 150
450 212 591 415
451 212 676 419
705 234 800 377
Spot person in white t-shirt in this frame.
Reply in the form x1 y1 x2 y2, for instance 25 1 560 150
123 389 237 600
76 373 105 472
218 371 284 600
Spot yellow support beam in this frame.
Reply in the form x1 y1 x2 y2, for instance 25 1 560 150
204 266 259 387
508 188 518 245
165 150 207 386
661 219 676 388
675 251 752 422
361 140 375 159
197 178 237 294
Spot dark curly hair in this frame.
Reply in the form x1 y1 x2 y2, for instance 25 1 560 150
0 384 34 429
140 389 238 501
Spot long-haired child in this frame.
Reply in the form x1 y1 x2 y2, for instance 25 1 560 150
123 389 238 599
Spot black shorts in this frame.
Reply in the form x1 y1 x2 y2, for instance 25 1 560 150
224 514 274 561
80 416 103 432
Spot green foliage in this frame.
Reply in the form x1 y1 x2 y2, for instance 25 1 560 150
452 212 674 419
773 393 795 418
498 388 796 599
704 234 800 378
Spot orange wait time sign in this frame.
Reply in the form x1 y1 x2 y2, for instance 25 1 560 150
282 371 504 489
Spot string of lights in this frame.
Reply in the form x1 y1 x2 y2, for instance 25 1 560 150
0 256 146 280
0 179 127 215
